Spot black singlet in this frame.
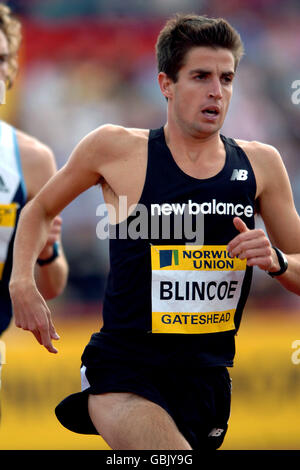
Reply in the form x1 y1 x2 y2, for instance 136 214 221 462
88 127 256 367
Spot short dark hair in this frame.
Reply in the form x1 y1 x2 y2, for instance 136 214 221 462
156 13 244 82
0 3 22 89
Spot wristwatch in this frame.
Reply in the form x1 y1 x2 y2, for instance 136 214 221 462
267 246 288 277
37 241 59 266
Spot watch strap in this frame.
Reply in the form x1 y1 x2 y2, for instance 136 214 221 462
37 241 59 266
267 246 288 277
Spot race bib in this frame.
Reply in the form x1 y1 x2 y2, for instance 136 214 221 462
0 203 19 279
151 245 247 334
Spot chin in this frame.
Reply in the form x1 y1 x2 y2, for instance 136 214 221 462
191 123 220 138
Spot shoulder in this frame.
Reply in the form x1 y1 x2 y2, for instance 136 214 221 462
235 138 283 166
235 138 290 199
82 124 149 155
95 124 149 141
15 129 57 200
70 124 149 176
235 138 286 180
16 129 56 171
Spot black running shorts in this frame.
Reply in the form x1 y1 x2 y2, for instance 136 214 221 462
55 340 231 450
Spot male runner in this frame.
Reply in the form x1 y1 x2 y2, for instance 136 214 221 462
0 3 68 417
8 14 300 449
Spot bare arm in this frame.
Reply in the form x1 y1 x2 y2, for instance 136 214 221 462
34 216 68 299
227 143 300 295
9 126 106 352
18 133 69 299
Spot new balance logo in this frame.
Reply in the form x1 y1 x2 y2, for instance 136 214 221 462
0 175 9 193
230 169 248 181
208 428 224 437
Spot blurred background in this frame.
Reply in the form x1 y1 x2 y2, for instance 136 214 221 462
0 0 300 450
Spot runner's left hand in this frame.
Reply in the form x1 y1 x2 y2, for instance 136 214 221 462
227 217 279 271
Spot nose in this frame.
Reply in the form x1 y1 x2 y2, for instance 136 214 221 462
208 78 222 100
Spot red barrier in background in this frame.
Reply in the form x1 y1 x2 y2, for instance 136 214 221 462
21 19 162 66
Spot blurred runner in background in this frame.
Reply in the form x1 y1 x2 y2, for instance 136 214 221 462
0 3 68 421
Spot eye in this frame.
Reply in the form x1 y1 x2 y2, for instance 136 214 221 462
194 73 208 80
222 75 234 84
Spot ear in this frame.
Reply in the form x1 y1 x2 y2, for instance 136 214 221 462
158 72 173 100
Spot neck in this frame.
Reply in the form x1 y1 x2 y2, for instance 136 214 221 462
164 121 223 162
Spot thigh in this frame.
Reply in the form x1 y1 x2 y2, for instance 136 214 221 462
88 392 192 450
88 391 175 427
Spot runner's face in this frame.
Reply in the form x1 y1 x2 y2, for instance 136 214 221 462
170 47 235 137
0 29 9 84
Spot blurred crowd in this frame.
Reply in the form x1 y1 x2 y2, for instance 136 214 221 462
2 0 300 312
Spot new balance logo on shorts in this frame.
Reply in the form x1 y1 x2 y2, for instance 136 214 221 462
208 427 225 437
230 169 248 181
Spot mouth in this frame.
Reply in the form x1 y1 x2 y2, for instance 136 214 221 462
201 106 220 121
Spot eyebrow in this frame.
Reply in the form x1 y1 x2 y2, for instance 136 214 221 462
189 69 235 77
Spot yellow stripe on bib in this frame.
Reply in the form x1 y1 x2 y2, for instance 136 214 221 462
0 203 19 280
0 203 19 227
152 309 236 334
151 245 246 271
